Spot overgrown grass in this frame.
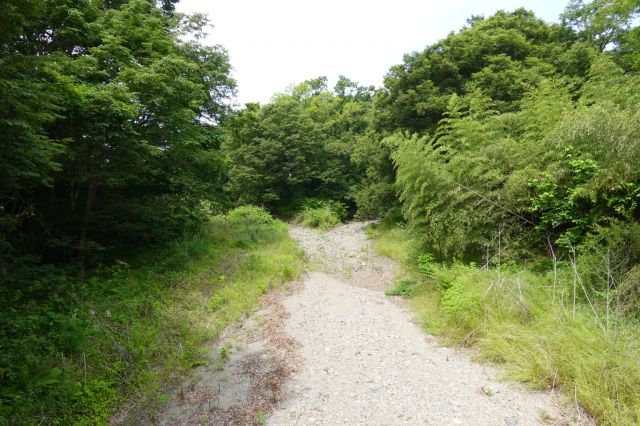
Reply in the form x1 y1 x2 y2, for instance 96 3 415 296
296 205 340 229
365 224 414 264
0 206 303 425
295 200 348 229
367 223 640 425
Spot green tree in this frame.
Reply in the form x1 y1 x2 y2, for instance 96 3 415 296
224 76 375 215
375 9 563 134
225 96 323 209
562 0 640 51
0 0 234 267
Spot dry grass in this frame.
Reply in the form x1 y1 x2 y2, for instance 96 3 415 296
368 224 640 425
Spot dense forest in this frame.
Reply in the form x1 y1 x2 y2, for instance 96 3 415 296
1 0 640 424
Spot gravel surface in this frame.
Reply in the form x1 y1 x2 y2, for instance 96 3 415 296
268 222 584 426
288 222 396 293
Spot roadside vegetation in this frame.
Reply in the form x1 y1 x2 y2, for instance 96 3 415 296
358 3 640 423
0 207 302 424
2 0 640 424
368 223 640 424
295 200 349 229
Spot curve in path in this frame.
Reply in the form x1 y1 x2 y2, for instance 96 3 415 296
268 222 582 426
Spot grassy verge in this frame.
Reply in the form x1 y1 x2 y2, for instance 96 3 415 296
0 206 303 425
367 223 640 425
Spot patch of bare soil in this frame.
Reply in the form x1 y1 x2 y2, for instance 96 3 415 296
111 284 302 426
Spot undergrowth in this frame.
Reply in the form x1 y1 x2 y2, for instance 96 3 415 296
0 206 303 425
295 200 348 229
367 223 640 425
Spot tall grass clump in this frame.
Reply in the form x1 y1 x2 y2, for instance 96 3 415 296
295 199 348 229
365 224 415 264
0 205 302 425
368 224 640 425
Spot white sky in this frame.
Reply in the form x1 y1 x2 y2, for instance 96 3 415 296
176 0 568 106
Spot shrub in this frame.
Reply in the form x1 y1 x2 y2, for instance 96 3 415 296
226 205 274 227
295 200 348 229
226 206 278 245
297 206 339 229
330 201 349 222
417 253 436 276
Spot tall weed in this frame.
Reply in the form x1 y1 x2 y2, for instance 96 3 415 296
368 224 640 425
295 200 348 229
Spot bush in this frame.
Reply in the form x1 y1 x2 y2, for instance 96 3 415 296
329 201 349 222
578 220 640 317
226 205 274 227
226 205 278 245
439 268 486 336
295 200 348 229
297 206 340 229
417 253 436 276
353 181 398 220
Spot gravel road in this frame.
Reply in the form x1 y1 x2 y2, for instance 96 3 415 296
267 222 583 426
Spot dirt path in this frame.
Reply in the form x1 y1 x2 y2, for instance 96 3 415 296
267 222 583 426
129 222 585 425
